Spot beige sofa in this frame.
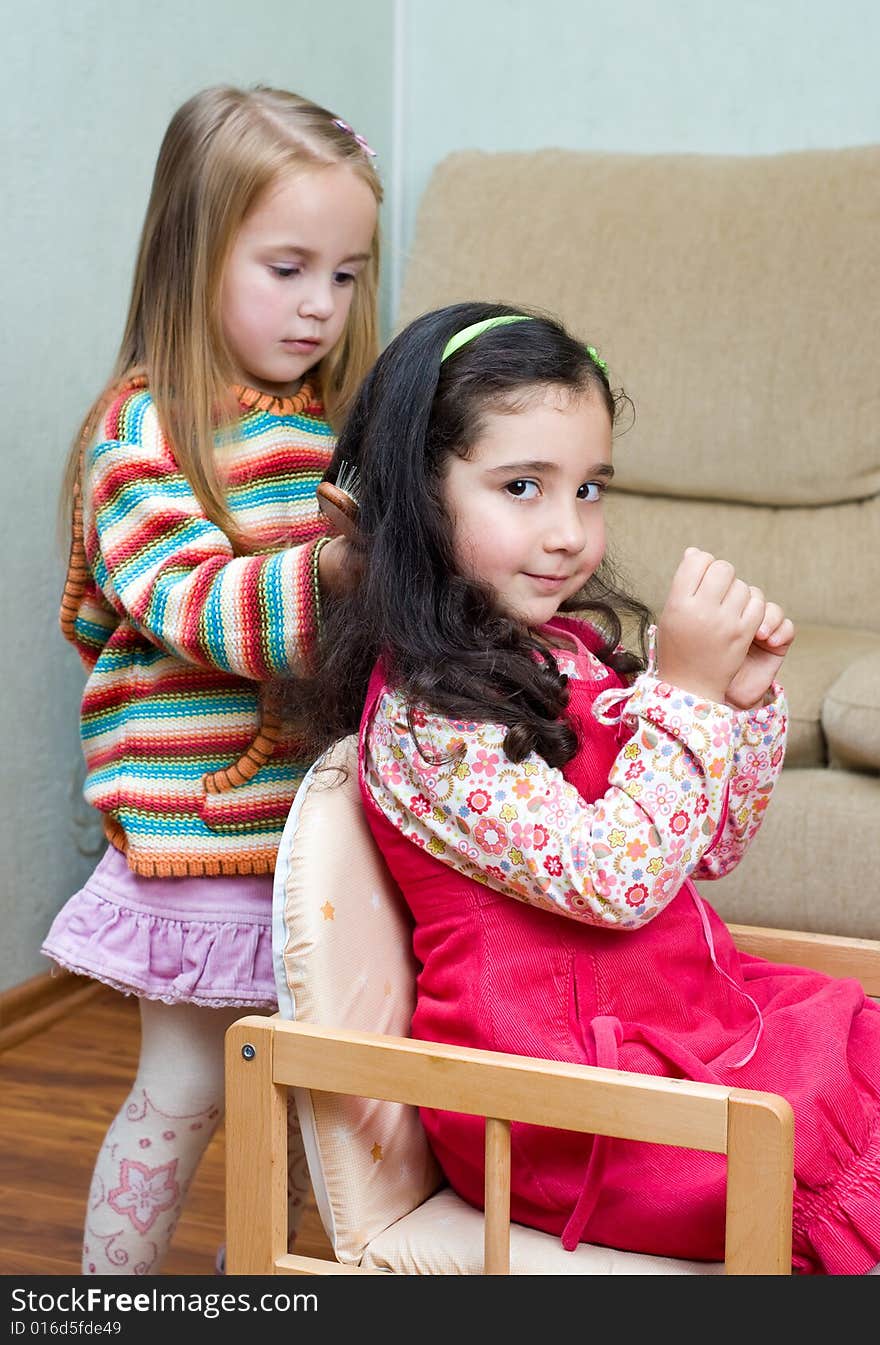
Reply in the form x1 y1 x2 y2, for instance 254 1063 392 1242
397 145 880 939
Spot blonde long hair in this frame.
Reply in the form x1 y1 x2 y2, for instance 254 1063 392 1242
60 84 383 552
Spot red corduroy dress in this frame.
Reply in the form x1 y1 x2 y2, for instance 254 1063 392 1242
359 628 880 1273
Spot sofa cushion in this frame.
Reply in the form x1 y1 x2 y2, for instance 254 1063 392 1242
768 625 880 768
695 768 880 939
823 651 880 772
399 145 880 510
602 492 880 634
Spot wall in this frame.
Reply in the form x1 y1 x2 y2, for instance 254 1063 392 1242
391 0 880 317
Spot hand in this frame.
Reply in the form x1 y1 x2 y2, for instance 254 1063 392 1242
317 535 363 599
724 598 795 710
657 548 765 703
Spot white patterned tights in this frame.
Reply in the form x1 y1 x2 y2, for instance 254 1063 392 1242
82 998 308 1275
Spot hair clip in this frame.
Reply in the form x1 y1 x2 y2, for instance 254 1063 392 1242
332 117 377 159
586 345 608 375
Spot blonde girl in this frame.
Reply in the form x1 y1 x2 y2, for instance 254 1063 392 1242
42 84 381 1274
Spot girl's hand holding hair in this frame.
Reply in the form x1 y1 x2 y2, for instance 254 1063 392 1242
317 533 364 598
656 548 768 704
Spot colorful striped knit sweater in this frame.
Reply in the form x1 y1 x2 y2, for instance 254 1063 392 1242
60 378 334 877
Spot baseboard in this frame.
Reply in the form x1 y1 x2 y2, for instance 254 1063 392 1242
0 967 105 1053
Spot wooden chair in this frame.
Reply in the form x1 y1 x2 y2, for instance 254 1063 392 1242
225 737 880 1276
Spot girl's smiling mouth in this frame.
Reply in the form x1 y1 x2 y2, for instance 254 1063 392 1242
524 572 572 587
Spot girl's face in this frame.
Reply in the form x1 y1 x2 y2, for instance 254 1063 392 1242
221 164 377 396
441 387 613 629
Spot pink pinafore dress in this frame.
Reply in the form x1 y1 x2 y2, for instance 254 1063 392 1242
359 621 880 1273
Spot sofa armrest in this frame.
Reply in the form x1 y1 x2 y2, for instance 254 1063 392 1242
822 649 880 772
729 923 880 996
765 625 880 768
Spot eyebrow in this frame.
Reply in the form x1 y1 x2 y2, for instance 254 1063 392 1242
270 244 371 264
487 460 615 478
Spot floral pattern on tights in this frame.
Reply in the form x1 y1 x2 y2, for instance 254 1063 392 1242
364 654 787 930
107 1159 180 1235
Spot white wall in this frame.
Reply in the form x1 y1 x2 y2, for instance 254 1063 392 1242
392 0 880 316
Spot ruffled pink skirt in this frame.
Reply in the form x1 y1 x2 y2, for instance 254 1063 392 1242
41 844 276 1008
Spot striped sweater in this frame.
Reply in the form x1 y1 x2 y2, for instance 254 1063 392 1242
60 378 334 877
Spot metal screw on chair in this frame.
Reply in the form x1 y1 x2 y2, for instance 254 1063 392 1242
241 1043 256 1061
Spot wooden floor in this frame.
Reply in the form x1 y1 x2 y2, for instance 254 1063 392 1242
0 986 332 1275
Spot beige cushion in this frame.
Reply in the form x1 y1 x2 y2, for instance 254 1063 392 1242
602 492 880 636
362 1187 722 1276
773 626 880 768
273 736 442 1265
399 146 880 509
823 651 880 771
695 767 880 939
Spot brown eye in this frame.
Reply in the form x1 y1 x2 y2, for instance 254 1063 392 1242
504 479 539 499
577 482 604 502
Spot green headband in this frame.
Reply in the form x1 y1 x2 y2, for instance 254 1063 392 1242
440 314 609 374
440 315 531 361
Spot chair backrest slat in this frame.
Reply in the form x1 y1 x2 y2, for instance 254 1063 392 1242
484 1117 512 1275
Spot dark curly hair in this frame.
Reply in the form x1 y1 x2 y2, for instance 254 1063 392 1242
290 300 652 769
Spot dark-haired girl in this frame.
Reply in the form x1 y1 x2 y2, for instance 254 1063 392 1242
300 301 880 1274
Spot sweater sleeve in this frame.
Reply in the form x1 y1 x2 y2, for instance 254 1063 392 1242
81 398 328 680
363 677 746 931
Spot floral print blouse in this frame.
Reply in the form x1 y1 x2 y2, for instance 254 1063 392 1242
363 633 788 931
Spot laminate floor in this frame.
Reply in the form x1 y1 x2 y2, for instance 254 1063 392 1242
0 986 331 1275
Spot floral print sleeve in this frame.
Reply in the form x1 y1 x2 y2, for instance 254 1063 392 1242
363 669 787 931
693 684 787 879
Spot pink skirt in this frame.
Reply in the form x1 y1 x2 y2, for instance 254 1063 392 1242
41 844 277 1008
